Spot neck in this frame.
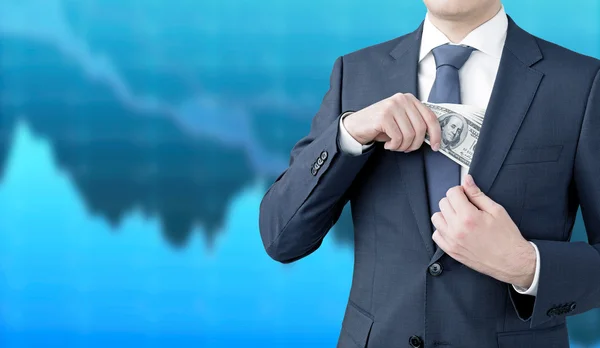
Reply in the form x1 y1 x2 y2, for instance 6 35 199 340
428 3 502 43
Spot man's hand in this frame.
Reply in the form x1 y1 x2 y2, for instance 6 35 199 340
431 174 537 288
343 93 442 152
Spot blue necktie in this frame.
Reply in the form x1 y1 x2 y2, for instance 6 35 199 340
424 44 475 222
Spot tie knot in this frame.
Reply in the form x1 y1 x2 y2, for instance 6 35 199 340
432 44 475 70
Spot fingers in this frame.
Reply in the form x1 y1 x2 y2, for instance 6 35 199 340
439 197 456 223
412 97 441 151
431 212 448 233
393 108 416 151
374 133 392 143
446 186 478 216
404 100 427 152
462 175 501 214
383 94 413 151
382 114 403 150
432 229 450 252
382 94 439 153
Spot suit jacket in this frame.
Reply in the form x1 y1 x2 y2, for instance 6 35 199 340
259 16 600 348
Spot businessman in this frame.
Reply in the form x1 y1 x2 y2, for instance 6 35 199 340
259 0 600 346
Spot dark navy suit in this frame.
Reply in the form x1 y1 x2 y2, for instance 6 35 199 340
259 16 600 347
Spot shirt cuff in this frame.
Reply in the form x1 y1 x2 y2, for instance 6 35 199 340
338 112 373 156
512 241 540 296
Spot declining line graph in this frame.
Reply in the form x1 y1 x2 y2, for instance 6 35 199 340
0 0 290 178
0 0 326 247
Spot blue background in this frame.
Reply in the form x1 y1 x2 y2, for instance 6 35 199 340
0 0 599 347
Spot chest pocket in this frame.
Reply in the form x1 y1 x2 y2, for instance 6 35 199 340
503 145 563 165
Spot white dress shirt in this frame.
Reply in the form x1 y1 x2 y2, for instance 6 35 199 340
338 6 540 296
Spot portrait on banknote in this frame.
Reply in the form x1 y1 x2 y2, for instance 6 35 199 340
439 113 468 150
423 103 484 168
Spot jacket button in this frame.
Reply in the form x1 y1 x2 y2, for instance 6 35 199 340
428 262 443 276
547 308 557 317
311 168 317 176
320 151 328 161
409 335 423 348
317 157 324 166
570 302 577 311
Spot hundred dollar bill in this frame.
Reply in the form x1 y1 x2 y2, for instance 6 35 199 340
423 102 485 169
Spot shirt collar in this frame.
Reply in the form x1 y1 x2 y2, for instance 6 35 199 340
419 6 508 62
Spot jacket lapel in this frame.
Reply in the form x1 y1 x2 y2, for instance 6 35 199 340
387 24 437 257
468 17 544 193
430 17 544 265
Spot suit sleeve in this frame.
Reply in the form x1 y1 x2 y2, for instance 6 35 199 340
509 68 600 328
258 56 373 263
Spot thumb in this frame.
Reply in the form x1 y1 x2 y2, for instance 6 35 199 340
463 174 495 212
